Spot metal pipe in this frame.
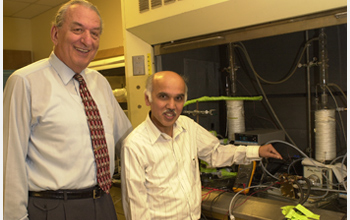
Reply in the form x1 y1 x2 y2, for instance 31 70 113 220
229 43 237 96
306 30 312 157
318 28 329 109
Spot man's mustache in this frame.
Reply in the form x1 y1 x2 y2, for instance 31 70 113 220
163 109 177 115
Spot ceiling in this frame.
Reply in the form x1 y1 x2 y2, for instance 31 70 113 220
4 0 68 19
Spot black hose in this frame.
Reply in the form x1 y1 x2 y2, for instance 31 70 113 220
294 180 305 204
299 177 311 204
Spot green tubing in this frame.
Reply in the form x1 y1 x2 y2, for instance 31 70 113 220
184 96 263 107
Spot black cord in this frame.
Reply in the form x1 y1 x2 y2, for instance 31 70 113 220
299 177 311 205
201 212 208 220
209 190 227 218
294 180 305 205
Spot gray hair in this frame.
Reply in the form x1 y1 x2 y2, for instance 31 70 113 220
52 0 103 33
145 72 188 103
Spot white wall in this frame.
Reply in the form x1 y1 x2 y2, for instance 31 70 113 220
3 17 32 51
4 0 123 62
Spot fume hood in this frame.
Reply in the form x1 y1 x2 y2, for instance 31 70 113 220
120 0 347 219
121 0 346 127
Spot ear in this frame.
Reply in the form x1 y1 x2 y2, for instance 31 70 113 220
50 26 59 45
145 93 151 106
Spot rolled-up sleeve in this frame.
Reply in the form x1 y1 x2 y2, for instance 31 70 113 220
196 122 261 166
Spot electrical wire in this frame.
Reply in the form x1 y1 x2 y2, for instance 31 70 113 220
201 187 230 219
202 187 227 201
309 190 329 199
341 153 347 191
228 184 278 220
299 177 311 204
268 185 345 194
235 38 318 85
264 140 331 184
303 187 346 193
328 83 347 100
261 140 347 206
201 213 208 220
233 183 278 208
329 154 347 190
232 32 347 197
265 140 311 163
224 38 347 216
287 158 303 174
249 115 279 130
279 175 310 205
325 85 347 143
259 158 279 180
293 180 305 204
228 185 264 220
210 191 227 218
234 43 297 148
237 79 278 130
331 155 347 165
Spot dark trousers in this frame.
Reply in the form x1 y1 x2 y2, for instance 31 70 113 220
28 192 117 220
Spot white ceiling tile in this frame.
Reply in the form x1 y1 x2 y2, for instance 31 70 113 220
36 0 68 7
4 0 78 19
12 4 52 19
6 0 38 3
3 1 30 17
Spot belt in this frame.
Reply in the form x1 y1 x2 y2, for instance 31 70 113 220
29 186 105 200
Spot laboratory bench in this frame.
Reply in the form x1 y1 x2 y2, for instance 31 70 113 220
110 180 346 220
201 188 346 220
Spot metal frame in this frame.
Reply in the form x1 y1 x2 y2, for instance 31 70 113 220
154 7 347 56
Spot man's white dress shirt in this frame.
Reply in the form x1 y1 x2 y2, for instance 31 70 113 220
121 113 260 220
3 52 132 220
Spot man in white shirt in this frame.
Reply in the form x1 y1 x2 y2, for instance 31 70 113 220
3 1 132 219
121 71 282 220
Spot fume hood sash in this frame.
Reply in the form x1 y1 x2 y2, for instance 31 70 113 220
154 7 347 56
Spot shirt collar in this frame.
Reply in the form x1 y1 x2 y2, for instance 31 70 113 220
173 117 186 138
48 52 86 85
145 112 186 145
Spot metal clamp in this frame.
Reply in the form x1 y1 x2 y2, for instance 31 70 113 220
183 109 215 116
